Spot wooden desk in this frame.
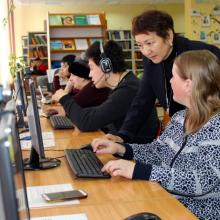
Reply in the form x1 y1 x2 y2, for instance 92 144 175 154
24 118 198 220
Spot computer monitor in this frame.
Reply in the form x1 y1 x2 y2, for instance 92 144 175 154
0 103 30 220
14 70 29 129
14 69 28 116
23 79 60 170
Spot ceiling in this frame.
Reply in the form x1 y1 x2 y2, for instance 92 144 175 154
15 0 184 5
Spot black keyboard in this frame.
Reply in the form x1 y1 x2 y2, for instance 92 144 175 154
65 149 110 178
49 115 74 129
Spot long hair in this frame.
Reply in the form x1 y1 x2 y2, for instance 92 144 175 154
174 50 220 134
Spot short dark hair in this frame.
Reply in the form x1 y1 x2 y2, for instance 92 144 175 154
86 40 126 73
132 10 175 39
61 54 76 66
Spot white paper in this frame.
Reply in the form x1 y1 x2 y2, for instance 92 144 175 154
20 139 55 149
20 131 54 140
75 39 88 50
87 15 100 25
20 132 55 149
31 213 88 220
27 184 79 208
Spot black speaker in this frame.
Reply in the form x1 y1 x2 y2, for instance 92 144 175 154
99 42 113 74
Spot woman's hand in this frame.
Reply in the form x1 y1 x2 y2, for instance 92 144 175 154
52 89 68 102
92 138 125 155
104 133 124 143
102 159 135 179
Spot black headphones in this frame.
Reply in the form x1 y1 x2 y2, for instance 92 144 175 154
99 42 113 74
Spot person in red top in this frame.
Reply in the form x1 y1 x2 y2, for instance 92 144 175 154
31 57 48 75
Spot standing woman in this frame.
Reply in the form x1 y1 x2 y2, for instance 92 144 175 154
107 10 220 143
92 50 220 220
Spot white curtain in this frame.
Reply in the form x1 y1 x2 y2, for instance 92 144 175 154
0 0 14 87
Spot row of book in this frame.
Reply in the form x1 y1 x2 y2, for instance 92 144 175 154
50 38 103 51
29 34 47 45
49 14 101 26
108 30 131 40
29 46 48 58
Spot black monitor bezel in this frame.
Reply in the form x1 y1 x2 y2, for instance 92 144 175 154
0 108 30 220
24 79 60 170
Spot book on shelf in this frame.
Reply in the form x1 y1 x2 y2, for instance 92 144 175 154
74 39 88 50
61 15 75 25
86 15 101 25
112 31 121 40
30 34 47 45
74 15 88 25
50 40 63 50
123 31 131 39
31 36 37 45
49 15 62 25
62 39 75 50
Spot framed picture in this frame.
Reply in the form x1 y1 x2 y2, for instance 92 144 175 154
212 33 220 44
201 16 211 27
199 31 207 42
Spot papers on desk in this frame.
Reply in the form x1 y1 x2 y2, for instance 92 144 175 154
31 213 88 220
27 184 79 208
20 131 55 149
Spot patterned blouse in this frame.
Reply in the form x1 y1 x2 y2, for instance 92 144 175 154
123 110 220 220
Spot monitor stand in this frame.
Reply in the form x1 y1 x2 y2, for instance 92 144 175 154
23 148 61 170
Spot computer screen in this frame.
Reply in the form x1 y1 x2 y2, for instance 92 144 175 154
23 79 60 170
14 69 28 116
14 70 29 129
0 102 30 220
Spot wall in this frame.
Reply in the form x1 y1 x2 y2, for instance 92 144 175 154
14 3 184 57
185 0 220 47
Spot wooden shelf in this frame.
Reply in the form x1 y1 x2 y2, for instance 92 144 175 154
47 12 107 68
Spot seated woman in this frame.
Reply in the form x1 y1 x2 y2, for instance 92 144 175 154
91 50 220 220
45 60 110 115
52 40 158 141
37 54 75 90
53 54 76 91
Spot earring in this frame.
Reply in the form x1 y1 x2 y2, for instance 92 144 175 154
170 42 173 47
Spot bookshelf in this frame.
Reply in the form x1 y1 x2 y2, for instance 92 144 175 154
47 12 107 68
28 32 48 65
107 30 144 77
21 35 28 65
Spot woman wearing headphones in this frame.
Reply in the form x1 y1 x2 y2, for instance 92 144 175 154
52 40 158 140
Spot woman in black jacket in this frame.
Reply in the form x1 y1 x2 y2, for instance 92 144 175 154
52 40 158 140
106 10 220 143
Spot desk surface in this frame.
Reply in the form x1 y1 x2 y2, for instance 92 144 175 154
25 118 198 220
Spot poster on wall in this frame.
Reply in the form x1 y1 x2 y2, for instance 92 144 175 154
199 31 207 42
201 16 211 27
212 33 220 44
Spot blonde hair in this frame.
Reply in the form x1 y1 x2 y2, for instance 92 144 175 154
174 50 220 134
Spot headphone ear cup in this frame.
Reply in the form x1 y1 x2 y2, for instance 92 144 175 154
100 57 113 74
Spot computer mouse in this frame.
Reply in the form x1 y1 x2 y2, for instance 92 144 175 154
45 109 58 117
124 212 161 220
80 143 93 151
